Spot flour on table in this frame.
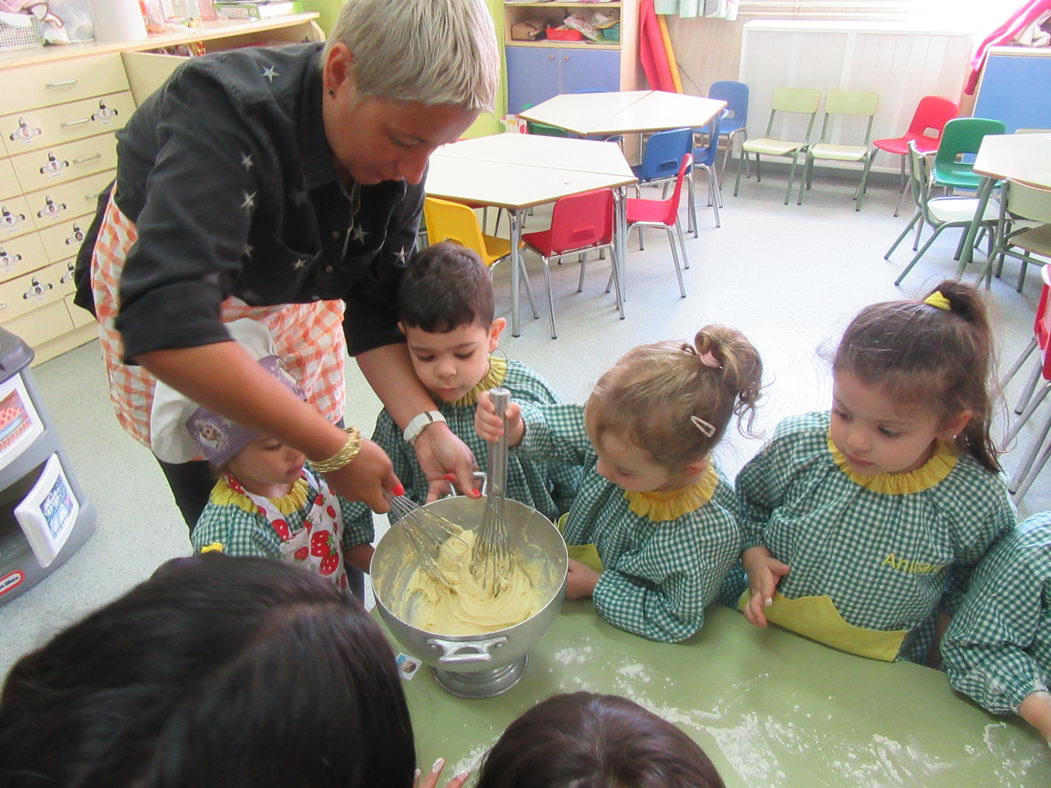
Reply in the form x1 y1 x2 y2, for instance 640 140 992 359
554 645 594 664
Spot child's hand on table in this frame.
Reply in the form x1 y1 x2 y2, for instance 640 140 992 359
475 390 525 446
414 757 469 788
566 559 601 599
742 546 790 627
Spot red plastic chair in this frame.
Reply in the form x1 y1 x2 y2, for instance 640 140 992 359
624 153 691 299
1003 265 1051 416
866 96 958 216
522 188 615 338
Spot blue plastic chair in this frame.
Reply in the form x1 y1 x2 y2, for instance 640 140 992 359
691 110 723 230
708 80 749 185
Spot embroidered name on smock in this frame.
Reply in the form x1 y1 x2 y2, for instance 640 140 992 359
880 553 945 575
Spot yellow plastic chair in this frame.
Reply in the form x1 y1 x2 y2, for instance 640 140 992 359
797 90 879 210
985 179 1051 292
422 197 539 319
733 87 822 205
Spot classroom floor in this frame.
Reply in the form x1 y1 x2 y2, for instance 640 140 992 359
2 166 1048 675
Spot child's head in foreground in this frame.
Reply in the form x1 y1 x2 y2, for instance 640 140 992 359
584 325 763 492
830 279 998 477
475 691 725 788
0 553 416 787
399 241 506 403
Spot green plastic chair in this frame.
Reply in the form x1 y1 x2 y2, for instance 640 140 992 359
984 180 1051 292
734 87 821 205
796 90 879 210
932 117 1006 191
884 141 999 286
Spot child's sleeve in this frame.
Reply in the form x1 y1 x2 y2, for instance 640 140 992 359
190 504 278 558
339 497 375 552
941 484 1017 615
942 537 1048 715
518 403 593 467
592 513 738 643
735 438 790 550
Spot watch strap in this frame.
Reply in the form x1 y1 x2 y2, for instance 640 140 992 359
403 410 446 445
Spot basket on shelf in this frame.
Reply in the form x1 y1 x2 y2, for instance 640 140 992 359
0 16 45 51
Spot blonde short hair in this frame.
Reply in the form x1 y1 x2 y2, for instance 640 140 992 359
586 326 763 470
325 0 499 111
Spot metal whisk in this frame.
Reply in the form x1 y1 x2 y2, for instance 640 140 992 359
471 387 513 595
386 492 467 587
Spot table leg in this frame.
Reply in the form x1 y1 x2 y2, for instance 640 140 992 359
511 208 523 337
612 186 626 319
956 176 993 276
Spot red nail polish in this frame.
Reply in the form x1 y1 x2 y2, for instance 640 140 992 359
468 489 481 499
443 472 456 482
393 483 405 496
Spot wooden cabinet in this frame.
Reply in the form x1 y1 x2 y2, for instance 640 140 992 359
0 13 323 365
503 1 638 115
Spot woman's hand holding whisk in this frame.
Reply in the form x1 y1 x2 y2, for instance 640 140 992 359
475 390 525 446
322 438 402 514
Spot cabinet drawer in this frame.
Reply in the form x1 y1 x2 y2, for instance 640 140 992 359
0 194 33 240
0 232 49 283
0 55 129 116
10 133 117 194
0 298 74 348
0 259 69 323
39 216 92 264
66 293 94 328
0 158 17 200
26 169 113 232
1 92 135 156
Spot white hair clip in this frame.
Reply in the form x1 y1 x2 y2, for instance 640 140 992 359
691 415 716 437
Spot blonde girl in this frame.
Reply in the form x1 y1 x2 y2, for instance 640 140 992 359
734 280 1015 664
477 326 762 643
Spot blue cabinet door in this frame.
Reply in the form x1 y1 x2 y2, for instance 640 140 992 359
559 49 621 94
506 47 560 114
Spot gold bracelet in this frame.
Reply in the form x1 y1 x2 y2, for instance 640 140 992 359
312 427 361 473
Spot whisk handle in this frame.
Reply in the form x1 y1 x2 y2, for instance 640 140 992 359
487 388 510 500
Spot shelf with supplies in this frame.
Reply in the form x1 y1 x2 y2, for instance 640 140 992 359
0 13 322 365
503 0 637 115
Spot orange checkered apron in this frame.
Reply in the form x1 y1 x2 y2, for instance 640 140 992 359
90 193 346 451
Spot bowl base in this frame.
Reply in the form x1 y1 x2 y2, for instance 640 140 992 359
432 655 528 699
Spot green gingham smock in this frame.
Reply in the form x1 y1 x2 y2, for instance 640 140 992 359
732 411 1015 662
190 466 374 557
520 403 742 643
344 357 582 535
942 512 1051 714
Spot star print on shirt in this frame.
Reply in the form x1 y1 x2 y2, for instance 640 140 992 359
292 258 307 269
242 290 260 302
394 246 409 267
240 153 254 170
243 242 253 259
241 191 256 211
291 189 309 207
351 224 368 244
262 65 278 82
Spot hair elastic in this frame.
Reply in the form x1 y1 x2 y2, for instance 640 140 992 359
923 291 951 311
698 351 722 369
691 415 716 437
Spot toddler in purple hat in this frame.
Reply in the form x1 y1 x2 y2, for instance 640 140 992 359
151 319 376 590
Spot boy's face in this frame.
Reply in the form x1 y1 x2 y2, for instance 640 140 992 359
401 318 506 403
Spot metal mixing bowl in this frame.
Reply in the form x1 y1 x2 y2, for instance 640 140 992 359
371 495 567 697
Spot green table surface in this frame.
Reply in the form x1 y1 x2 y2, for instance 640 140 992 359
381 603 1051 786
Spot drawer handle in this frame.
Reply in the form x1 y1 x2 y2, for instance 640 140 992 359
46 79 78 88
84 192 101 200
61 117 91 128
23 278 54 299
72 153 102 165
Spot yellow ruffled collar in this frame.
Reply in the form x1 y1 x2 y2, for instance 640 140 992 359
827 435 958 495
210 476 309 515
624 464 719 522
452 355 508 407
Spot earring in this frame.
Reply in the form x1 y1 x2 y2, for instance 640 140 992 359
327 89 334 97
